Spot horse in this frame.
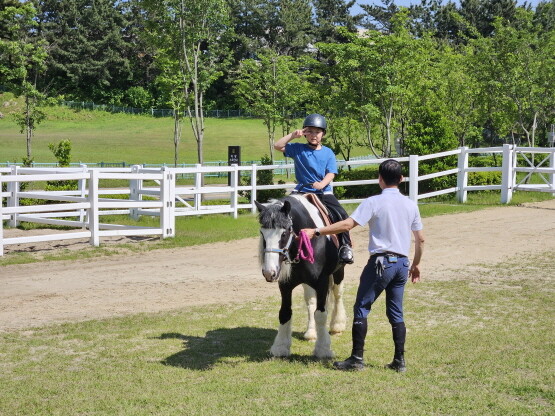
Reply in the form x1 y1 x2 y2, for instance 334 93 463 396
255 194 347 359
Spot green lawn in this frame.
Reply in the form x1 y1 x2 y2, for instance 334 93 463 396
0 93 373 165
0 250 553 415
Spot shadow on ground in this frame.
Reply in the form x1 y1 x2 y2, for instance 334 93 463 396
157 328 329 370
157 327 275 370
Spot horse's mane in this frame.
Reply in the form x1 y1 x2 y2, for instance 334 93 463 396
258 199 292 229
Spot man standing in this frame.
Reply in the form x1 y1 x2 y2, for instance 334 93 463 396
302 159 425 372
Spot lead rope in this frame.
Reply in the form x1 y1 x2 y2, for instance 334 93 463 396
295 230 314 264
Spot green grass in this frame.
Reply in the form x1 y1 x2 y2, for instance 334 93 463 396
0 93 373 164
0 251 553 415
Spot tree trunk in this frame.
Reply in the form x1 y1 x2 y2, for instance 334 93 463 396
25 95 32 158
173 110 181 167
362 116 379 158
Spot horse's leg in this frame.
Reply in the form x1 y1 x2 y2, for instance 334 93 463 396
313 286 334 359
330 270 347 335
302 283 317 341
270 285 293 357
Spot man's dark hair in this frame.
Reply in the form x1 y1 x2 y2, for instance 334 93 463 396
379 159 403 186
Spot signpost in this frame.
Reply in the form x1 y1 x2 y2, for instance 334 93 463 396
228 146 241 186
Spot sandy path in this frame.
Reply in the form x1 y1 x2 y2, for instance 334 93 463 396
1 200 554 332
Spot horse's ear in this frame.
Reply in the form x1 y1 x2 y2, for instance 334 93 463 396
254 200 266 212
281 200 291 215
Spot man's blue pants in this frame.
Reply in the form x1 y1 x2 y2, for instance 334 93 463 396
353 255 410 324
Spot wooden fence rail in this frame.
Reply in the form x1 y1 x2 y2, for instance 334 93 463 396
1 145 554 255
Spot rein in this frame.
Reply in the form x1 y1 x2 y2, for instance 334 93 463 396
295 230 314 264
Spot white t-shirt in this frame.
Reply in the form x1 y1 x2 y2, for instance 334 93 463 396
350 188 423 257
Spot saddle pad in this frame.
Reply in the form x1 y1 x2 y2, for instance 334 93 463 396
303 193 339 248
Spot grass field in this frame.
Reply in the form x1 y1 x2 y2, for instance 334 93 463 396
0 93 374 165
1 94 554 415
0 250 553 415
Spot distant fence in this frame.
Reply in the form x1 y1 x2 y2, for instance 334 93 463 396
59 100 310 119
1 145 554 255
60 101 263 118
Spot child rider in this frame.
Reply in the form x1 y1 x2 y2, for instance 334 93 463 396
274 113 354 264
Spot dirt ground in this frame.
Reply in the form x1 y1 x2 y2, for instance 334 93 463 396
1 199 554 332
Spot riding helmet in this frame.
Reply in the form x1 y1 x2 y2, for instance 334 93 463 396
303 113 327 133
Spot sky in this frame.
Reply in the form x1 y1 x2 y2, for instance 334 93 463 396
352 0 543 14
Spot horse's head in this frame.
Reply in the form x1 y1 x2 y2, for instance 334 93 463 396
255 199 295 282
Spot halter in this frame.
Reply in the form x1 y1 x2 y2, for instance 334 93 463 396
263 223 299 264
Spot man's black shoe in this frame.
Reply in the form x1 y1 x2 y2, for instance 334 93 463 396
385 357 406 373
333 355 364 371
339 245 354 264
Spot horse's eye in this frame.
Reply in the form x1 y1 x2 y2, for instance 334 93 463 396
282 231 287 238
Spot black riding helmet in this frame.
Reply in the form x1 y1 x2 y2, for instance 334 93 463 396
303 113 327 134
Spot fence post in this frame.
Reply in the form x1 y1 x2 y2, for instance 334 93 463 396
160 167 175 238
0 176 4 256
456 147 469 203
409 155 419 202
8 165 19 227
501 144 514 204
230 164 239 219
194 164 202 212
89 169 100 246
78 164 87 227
129 164 142 220
250 164 257 213
549 148 555 197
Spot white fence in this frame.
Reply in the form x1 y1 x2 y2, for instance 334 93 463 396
1 145 554 255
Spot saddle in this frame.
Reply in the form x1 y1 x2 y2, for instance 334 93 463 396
302 194 340 248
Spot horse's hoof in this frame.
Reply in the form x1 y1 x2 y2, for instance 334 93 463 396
313 348 335 360
329 330 343 336
303 330 317 341
270 346 291 357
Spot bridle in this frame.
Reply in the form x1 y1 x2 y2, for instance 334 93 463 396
262 223 299 264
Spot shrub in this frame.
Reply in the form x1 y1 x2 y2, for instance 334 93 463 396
335 167 381 199
123 87 153 109
46 139 77 192
404 108 459 194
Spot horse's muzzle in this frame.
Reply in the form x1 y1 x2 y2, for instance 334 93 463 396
262 268 279 282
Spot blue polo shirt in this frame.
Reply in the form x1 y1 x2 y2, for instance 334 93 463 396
285 142 338 193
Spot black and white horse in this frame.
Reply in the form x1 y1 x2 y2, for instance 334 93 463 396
255 194 346 358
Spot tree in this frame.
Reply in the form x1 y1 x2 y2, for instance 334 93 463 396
0 1 49 160
366 24 425 157
142 0 233 165
314 34 373 160
317 15 424 158
154 55 186 167
312 0 361 43
233 51 312 162
35 0 136 103
469 10 555 147
226 0 313 60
